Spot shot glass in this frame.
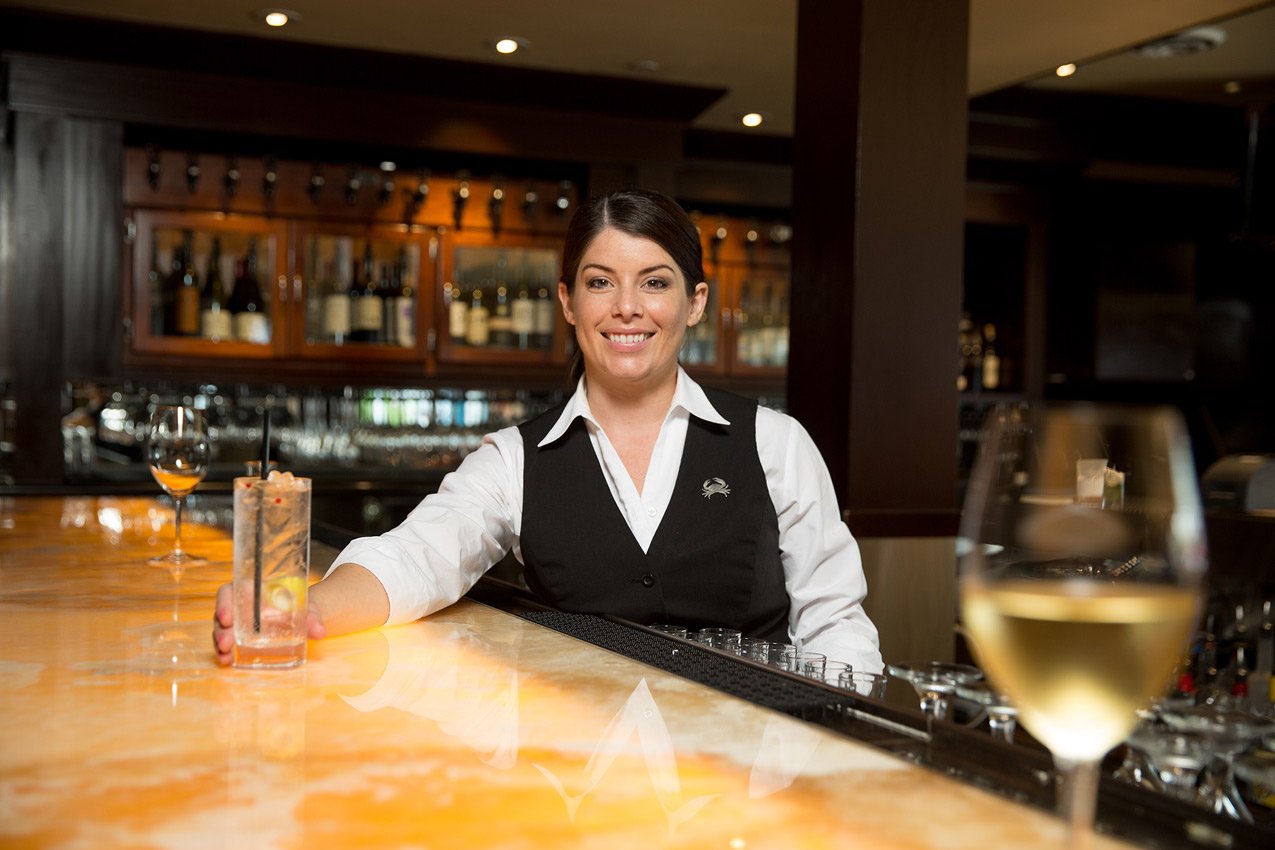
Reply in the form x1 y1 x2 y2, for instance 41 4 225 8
838 670 889 698
694 627 743 653
233 471 311 669
1075 458 1107 506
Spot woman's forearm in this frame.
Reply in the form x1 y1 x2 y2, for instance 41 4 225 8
310 562 391 637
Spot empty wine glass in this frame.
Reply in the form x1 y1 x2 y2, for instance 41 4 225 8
887 661 983 722
146 404 210 568
959 403 1208 850
956 679 1020 743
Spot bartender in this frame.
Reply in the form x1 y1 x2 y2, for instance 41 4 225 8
214 189 883 673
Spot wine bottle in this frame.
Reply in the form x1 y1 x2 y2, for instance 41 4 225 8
229 240 270 343
395 257 415 348
174 230 201 336
532 279 555 349
349 243 382 343
981 323 1001 390
321 259 350 345
446 281 468 343
489 284 513 347
466 288 490 346
757 282 778 367
200 236 233 341
511 279 534 350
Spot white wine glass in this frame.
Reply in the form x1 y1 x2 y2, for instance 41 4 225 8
958 403 1207 850
146 404 210 568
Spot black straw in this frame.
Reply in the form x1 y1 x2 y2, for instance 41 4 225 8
252 407 271 632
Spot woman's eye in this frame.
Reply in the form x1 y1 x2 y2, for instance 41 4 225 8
586 277 611 290
643 277 670 290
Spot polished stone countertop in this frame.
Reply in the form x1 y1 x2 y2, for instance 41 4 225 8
0 495 1141 849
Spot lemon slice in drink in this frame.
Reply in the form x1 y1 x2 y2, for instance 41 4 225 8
266 576 307 612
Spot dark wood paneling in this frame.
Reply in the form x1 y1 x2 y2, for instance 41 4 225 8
4 53 692 166
63 119 123 378
12 112 65 483
0 8 724 124
789 0 967 521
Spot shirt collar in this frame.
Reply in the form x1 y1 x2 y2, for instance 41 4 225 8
537 367 731 448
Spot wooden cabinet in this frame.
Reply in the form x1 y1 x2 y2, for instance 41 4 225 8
121 148 578 383
682 214 792 385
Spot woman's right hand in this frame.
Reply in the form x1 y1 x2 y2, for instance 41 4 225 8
212 582 328 666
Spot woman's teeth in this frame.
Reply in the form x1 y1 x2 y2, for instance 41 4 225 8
605 332 651 344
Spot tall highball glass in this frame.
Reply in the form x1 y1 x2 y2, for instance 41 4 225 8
958 404 1206 850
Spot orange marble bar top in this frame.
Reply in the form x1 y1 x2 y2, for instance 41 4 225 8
0 495 1138 849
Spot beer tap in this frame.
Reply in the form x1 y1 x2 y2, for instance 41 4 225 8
521 185 540 228
262 156 278 205
488 178 505 236
709 218 727 268
223 156 240 199
344 164 361 206
185 154 201 194
744 220 760 267
146 145 162 191
403 169 429 224
308 164 326 204
554 180 573 217
453 172 471 230
377 161 396 206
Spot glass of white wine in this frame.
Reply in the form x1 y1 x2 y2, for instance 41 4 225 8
958 404 1207 850
146 404 211 568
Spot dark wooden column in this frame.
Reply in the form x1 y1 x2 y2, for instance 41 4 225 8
10 112 122 484
788 0 969 535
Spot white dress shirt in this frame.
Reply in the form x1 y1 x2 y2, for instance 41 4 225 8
331 368 883 673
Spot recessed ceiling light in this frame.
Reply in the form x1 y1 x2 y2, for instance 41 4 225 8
1223 80 1242 94
741 112 765 128
628 59 662 74
494 37 529 55
1055 63 1077 78
257 9 298 28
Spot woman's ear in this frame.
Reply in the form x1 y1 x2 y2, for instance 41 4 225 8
687 281 709 327
557 281 575 325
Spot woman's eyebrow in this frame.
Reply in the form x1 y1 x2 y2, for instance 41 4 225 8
580 262 674 276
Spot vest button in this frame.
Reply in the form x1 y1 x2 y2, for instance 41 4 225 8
641 574 655 588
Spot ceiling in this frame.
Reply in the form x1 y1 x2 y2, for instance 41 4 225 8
2 0 1274 135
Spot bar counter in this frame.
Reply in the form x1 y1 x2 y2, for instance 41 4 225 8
0 495 1183 848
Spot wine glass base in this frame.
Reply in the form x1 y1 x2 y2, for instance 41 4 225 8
148 551 208 568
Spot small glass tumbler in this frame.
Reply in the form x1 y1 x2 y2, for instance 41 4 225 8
695 627 743 653
838 670 889 698
232 472 311 669
740 637 771 662
649 624 689 639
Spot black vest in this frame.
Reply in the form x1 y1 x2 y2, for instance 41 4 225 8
518 387 790 642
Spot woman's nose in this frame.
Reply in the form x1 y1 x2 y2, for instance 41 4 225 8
611 284 642 318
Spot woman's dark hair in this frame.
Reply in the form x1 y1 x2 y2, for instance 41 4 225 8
560 190 704 296
560 190 705 385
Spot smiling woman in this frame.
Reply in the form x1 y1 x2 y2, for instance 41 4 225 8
214 189 884 676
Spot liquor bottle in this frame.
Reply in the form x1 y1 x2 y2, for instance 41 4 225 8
349 243 382 343
200 236 233 341
150 237 167 336
466 288 490 346
228 240 270 343
981 323 1001 390
303 238 323 344
321 259 350 345
957 312 975 392
489 284 514 347
174 230 201 336
532 279 555 349
395 264 415 348
378 258 399 346
511 280 534 350
446 281 468 343
757 283 779 367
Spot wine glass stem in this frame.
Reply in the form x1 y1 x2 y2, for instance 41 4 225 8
1055 756 1099 850
173 495 185 557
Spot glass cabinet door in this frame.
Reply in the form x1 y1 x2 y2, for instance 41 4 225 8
731 266 790 372
131 210 286 358
437 233 567 365
294 225 434 361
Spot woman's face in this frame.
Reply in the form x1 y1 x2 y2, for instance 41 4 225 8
559 226 708 393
